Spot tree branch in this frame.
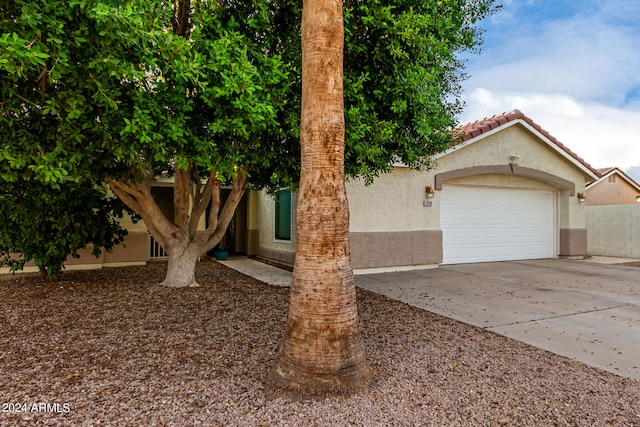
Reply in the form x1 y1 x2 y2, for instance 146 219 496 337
172 0 192 37
188 171 214 240
173 166 191 234
192 167 202 205
202 167 249 250
107 178 144 213
205 176 221 241
108 175 179 252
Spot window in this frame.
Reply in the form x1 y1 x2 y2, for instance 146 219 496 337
608 175 616 183
275 190 292 241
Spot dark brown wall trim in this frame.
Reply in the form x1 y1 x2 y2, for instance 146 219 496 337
350 230 443 269
256 247 296 266
434 164 576 196
256 230 443 270
559 228 588 257
103 231 150 264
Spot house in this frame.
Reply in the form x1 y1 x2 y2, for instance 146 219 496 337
585 167 640 205
0 176 248 274
249 110 601 271
0 109 604 275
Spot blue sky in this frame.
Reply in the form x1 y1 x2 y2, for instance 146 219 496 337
459 0 640 181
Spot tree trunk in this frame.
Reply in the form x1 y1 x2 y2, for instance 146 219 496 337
159 244 201 288
108 167 248 289
268 0 373 397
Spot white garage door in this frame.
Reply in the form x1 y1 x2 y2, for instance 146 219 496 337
441 186 555 264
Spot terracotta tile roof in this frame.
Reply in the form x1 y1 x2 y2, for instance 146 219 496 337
456 109 602 178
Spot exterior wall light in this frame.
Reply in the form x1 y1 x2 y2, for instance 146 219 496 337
425 185 435 198
577 192 586 203
636 195 640 203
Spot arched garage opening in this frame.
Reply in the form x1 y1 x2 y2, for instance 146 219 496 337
435 165 575 264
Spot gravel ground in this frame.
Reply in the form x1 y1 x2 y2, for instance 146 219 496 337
619 261 640 268
1 259 639 427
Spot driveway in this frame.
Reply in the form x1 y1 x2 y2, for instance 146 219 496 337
355 258 640 381
221 256 640 381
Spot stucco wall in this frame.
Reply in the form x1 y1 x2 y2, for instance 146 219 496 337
586 205 640 258
103 231 150 265
252 189 297 265
252 122 596 268
347 124 592 236
586 178 640 205
442 125 581 177
347 168 439 232
436 124 590 229
254 180 444 268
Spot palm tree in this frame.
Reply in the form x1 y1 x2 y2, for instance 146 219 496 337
268 0 373 397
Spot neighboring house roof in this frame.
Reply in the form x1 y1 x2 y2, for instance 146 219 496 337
586 167 640 192
597 167 614 175
439 109 601 180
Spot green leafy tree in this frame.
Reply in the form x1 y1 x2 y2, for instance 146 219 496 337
1 0 496 288
264 0 499 185
0 179 128 280
1 1 291 287
2 0 496 398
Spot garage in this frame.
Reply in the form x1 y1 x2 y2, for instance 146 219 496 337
250 110 598 271
441 185 555 264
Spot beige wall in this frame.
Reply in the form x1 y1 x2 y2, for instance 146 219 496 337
586 177 640 206
586 205 640 258
347 168 439 232
350 230 443 269
60 231 149 268
252 122 597 269
103 231 150 265
251 189 298 265
347 124 592 236
442 125 580 175
435 125 591 229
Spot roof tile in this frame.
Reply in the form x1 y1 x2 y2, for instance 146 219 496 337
456 110 601 178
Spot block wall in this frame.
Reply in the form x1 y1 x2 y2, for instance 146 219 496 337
586 205 640 258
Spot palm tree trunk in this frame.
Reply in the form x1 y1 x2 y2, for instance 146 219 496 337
268 0 373 397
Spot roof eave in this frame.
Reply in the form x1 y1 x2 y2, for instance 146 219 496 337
586 168 640 192
439 113 600 181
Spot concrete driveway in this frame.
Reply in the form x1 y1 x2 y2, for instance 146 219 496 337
355 258 640 381
221 256 640 381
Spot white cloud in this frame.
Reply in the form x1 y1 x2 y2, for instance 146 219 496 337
460 88 640 170
468 20 640 107
460 0 640 172
626 165 640 183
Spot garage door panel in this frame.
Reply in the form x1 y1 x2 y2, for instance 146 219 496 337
441 186 554 264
